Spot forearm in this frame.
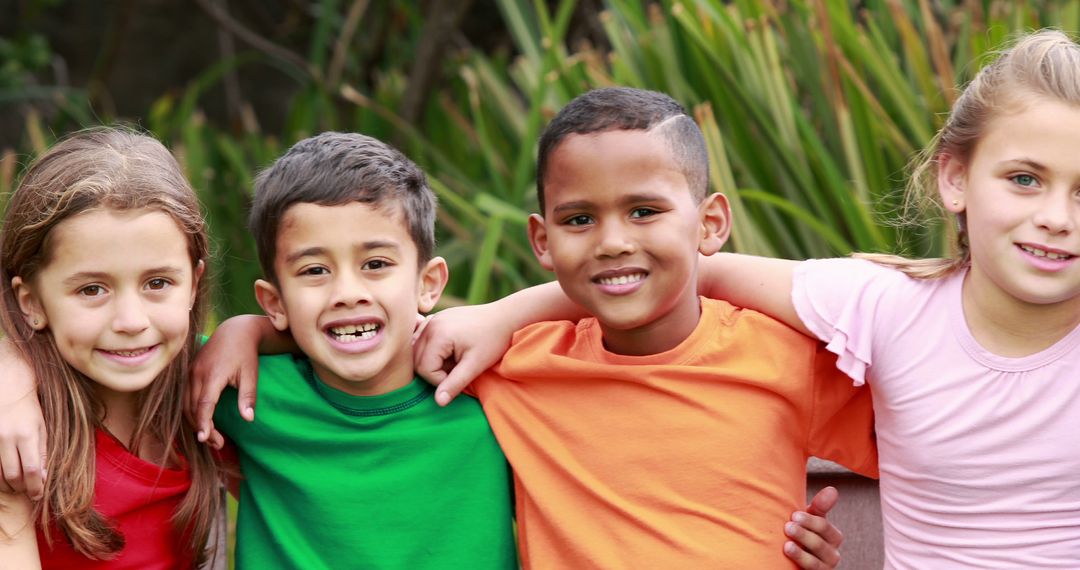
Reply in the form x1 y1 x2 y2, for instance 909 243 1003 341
216 315 298 355
0 338 34 400
487 280 588 329
698 253 808 334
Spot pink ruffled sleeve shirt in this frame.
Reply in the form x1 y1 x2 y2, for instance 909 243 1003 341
793 258 1080 569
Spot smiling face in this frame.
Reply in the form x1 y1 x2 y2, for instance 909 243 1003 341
529 129 729 355
256 201 446 396
940 98 1080 313
14 208 200 403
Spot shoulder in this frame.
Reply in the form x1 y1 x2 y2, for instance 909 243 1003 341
508 319 587 354
256 353 306 373
797 256 948 295
703 297 816 346
794 256 953 325
215 354 307 425
797 256 907 286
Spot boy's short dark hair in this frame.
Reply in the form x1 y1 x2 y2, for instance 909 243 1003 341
250 132 437 282
536 87 709 213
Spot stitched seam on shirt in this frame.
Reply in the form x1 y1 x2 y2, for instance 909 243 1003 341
331 390 429 417
300 357 429 416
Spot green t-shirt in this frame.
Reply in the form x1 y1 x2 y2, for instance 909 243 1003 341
215 354 516 570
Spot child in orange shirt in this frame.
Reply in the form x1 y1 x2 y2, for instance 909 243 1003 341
411 87 877 568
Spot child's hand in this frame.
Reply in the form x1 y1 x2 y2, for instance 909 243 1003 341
783 486 844 569
413 303 514 406
0 339 46 500
188 315 266 449
0 392 46 500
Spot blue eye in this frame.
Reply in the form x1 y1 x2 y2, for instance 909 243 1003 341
1011 174 1038 187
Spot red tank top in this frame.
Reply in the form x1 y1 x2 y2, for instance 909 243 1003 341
37 429 192 569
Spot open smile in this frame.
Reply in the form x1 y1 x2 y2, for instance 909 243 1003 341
96 344 160 365
592 268 648 295
1017 243 1075 261
328 322 381 342
324 318 384 351
1016 243 1078 272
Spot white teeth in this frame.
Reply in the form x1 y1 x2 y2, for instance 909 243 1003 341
598 273 645 286
1021 245 1073 260
109 348 149 357
330 323 379 341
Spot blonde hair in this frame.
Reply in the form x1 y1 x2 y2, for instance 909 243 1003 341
0 127 220 564
864 29 1080 278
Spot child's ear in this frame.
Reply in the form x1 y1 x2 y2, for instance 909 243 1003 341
11 277 47 331
254 279 289 332
189 259 206 310
697 192 732 256
938 153 967 214
527 213 555 271
416 256 449 313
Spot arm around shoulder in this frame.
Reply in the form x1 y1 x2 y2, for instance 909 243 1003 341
0 337 47 498
697 253 807 335
414 280 587 405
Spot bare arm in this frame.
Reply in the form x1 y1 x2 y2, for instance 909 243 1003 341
698 253 808 335
188 315 299 449
0 338 46 499
0 491 41 569
413 280 587 406
415 255 812 405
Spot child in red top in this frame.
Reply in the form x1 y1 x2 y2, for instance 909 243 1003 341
0 128 222 568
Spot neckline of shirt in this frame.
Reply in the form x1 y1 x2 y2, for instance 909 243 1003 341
948 268 1080 372
581 297 718 366
298 356 432 416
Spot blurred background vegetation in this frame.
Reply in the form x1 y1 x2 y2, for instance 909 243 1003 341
3 0 1079 319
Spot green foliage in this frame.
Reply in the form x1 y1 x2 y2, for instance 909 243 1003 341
4 1 1080 317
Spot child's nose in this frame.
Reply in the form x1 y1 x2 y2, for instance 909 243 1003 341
1033 191 1075 235
594 223 636 258
111 292 151 334
331 272 373 308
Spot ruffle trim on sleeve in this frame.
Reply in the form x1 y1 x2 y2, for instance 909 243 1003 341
792 260 873 386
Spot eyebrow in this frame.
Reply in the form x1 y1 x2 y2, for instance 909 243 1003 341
62 266 186 286
283 241 402 265
358 240 402 253
550 192 673 215
283 246 328 266
1002 158 1047 172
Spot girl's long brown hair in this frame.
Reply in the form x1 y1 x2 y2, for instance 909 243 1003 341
864 29 1080 278
0 127 220 564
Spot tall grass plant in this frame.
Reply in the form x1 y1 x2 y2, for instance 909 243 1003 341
3 1 1078 316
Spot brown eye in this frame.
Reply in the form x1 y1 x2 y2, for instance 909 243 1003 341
630 208 658 219
362 259 390 270
79 285 105 297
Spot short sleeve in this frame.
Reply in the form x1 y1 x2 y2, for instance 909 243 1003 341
806 345 878 478
792 257 897 386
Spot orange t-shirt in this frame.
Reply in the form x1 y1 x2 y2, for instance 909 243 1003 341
472 298 877 569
